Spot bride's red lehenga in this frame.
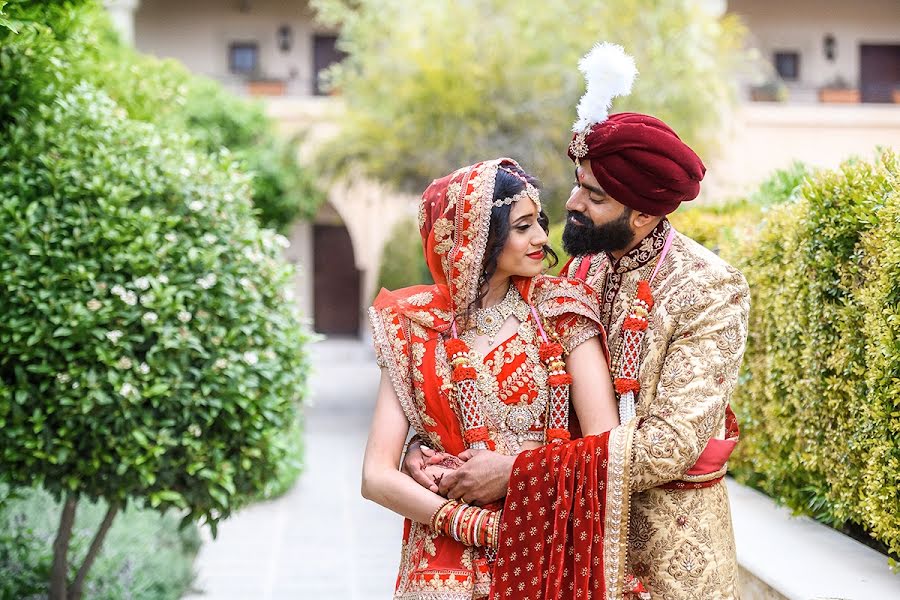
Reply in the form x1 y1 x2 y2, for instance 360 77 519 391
368 159 644 600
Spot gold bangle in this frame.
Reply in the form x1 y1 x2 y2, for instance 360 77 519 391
430 498 454 531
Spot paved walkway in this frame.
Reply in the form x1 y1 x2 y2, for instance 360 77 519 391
184 338 402 599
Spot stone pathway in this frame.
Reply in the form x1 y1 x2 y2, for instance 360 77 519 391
184 337 402 599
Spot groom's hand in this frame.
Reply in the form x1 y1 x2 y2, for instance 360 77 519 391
438 450 516 505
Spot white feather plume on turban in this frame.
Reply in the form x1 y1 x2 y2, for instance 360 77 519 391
572 42 638 133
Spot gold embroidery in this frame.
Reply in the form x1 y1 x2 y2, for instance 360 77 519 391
406 291 435 307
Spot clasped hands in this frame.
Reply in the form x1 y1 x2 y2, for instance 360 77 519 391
402 441 516 506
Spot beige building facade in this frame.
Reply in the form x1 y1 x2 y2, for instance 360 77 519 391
109 0 899 336
729 0 899 103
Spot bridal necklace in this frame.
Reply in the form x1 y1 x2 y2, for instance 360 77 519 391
473 284 521 345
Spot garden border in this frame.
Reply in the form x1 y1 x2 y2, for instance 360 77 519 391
727 478 899 599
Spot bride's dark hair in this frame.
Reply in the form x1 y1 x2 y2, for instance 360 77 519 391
467 163 557 314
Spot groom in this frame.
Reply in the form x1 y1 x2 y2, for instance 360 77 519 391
404 110 750 596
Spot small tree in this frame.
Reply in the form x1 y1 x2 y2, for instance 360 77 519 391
0 80 310 598
312 0 749 218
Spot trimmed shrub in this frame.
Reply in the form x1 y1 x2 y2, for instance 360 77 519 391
728 151 900 556
0 82 310 594
0 80 309 526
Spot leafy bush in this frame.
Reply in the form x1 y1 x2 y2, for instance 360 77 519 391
374 218 433 292
0 1 323 232
1 485 199 600
0 82 310 594
0 80 309 527
174 79 324 231
728 150 900 556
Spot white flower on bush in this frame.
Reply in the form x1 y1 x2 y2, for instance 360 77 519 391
188 424 202 437
202 233 217 245
214 358 228 370
242 351 258 365
111 284 126 297
196 274 217 289
134 277 150 290
105 330 124 343
117 357 133 370
238 277 251 288
164 233 177 243
139 362 150 375
263 349 276 360
188 200 205 212
245 248 264 264
86 299 102 311
159 274 170 284
178 311 192 323
275 234 290 249
56 373 71 384
122 291 138 306
143 312 159 324
119 382 138 399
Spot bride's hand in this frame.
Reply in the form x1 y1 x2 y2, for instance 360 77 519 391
401 441 455 493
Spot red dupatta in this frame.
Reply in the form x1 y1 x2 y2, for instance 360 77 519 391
490 423 638 600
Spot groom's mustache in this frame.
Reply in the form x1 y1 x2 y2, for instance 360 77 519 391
567 211 593 227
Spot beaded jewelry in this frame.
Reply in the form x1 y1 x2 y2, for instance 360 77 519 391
447 290 572 451
613 228 675 422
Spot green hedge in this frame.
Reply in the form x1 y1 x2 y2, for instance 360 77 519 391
728 151 900 556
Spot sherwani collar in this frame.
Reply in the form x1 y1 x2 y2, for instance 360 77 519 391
608 218 671 274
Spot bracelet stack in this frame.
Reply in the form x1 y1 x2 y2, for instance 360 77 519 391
430 499 501 550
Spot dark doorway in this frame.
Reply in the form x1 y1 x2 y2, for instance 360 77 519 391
313 224 360 335
860 44 900 103
312 34 347 96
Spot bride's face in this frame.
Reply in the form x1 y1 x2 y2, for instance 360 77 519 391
494 199 548 280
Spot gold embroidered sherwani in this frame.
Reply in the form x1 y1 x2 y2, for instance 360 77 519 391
566 219 750 599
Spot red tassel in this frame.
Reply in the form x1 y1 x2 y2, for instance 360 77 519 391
622 316 648 332
463 426 491 444
548 373 572 386
636 280 654 310
546 428 570 443
539 342 564 363
615 378 640 395
452 366 477 382
445 338 469 356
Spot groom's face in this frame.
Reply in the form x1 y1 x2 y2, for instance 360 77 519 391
562 161 636 256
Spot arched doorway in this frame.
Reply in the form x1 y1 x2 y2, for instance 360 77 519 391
313 204 361 335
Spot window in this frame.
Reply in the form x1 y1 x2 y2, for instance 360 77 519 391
229 42 259 75
313 34 347 95
774 51 800 81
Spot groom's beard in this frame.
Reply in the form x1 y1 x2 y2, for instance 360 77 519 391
562 210 635 256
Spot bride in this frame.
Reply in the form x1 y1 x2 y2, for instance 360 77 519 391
362 158 634 599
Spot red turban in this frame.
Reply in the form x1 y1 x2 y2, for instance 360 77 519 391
567 112 705 216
